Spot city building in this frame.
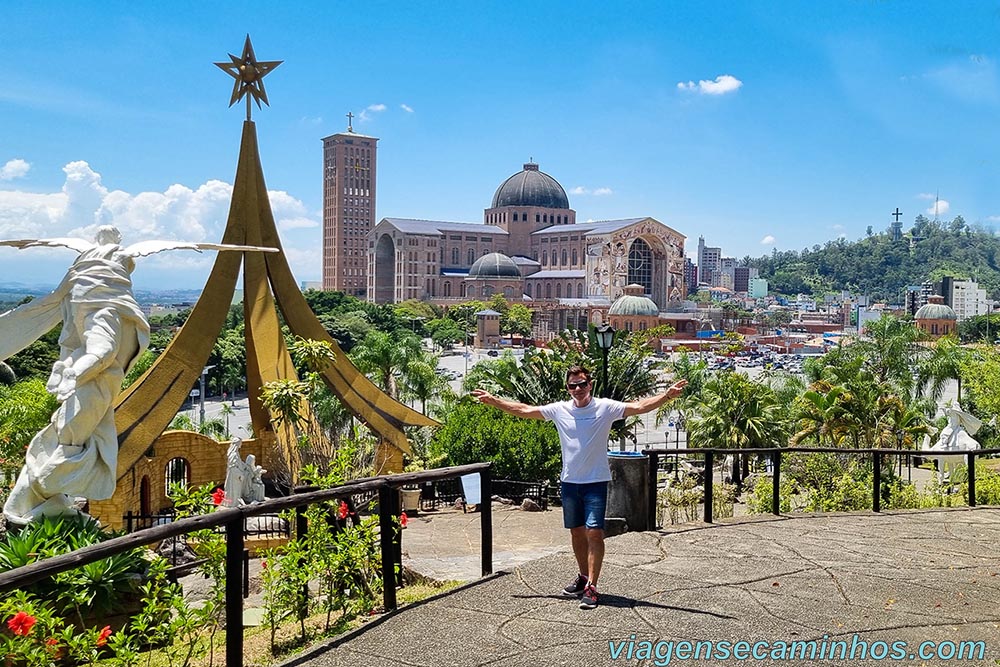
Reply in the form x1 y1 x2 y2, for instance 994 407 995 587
696 236 721 286
366 162 686 335
748 277 768 299
322 117 377 296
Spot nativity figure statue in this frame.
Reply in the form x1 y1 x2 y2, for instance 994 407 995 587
0 226 276 525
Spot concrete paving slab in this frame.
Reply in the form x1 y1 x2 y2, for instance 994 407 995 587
287 506 1000 667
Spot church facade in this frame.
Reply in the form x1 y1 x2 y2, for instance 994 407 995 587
366 162 686 324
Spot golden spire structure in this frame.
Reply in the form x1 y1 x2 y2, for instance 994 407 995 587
215 35 282 120
113 40 436 484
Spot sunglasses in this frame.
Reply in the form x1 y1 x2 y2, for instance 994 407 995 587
566 380 590 390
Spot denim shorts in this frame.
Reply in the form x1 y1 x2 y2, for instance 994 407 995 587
560 481 609 530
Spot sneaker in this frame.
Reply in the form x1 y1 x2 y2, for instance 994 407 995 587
579 583 598 610
562 573 588 597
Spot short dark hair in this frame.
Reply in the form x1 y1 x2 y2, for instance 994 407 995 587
566 365 592 383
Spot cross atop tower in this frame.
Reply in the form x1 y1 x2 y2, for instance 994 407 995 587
892 207 902 223
346 111 354 132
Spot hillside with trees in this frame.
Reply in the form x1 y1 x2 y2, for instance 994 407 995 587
746 215 1000 301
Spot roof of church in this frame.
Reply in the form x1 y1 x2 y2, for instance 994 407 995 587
380 218 508 235
491 162 570 210
530 218 648 236
523 270 586 279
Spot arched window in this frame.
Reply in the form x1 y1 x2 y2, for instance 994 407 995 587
577 283 584 298
467 248 475 265
546 283 552 299
451 248 459 265
542 250 548 266
556 283 562 298
444 282 451 297
562 249 568 266
572 248 578 265
525 283 532 297
504 286 514 298
165 457 190 492
627 238 653 293
566 282 573 297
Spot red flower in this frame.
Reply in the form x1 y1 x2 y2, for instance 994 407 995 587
96 625 112 647
7 612 36 636
211 488 225 505
338 501 349 520
400 512 408 528
261 560 268 569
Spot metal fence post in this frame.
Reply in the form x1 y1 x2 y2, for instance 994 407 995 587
872 451 881 513
771 449 782 516
480 467 493 576
703 450 714 524
225 515 245 667
378 484 398 612
647 451 660 530
968 451 977 507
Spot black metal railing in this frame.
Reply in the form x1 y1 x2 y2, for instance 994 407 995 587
124 509 291 541
643 447 987 528
0 463 492 667
417 477 549 511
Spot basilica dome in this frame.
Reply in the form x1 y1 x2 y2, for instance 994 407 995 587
468 252 521 279
609 286 659 317
914 302 957 320
491 162 570 209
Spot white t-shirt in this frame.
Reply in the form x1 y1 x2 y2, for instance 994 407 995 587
539 397 627 483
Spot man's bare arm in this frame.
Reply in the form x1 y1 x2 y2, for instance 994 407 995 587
471 389 545 420
622 379 688 417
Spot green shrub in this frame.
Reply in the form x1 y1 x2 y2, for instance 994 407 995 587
746 476 794 514
430 399 561 481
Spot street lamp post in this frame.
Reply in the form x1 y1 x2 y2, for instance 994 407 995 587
595 324 615 398
199 365 216 427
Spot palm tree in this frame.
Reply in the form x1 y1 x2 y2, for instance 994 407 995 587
916 335 966 404
401 352 448 414
350 330 422 399
685 371 787 490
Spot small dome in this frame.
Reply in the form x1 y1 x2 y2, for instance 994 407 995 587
914 303 957 320
491 162 570 209
468 253 521 279
609 292 660 317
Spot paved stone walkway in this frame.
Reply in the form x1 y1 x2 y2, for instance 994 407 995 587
284 507 1000 667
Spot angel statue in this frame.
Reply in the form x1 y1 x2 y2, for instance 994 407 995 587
0 225 276 525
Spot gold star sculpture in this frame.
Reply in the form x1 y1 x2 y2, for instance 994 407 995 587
215 35 282 120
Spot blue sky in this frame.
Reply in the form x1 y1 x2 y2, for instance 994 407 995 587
2 1 999 290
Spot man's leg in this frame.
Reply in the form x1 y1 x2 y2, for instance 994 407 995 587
570 526 589 575
586 528 605 584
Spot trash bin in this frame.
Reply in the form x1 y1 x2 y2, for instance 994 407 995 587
606 451 649 532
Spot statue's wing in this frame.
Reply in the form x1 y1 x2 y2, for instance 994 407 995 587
0 237 94 253
124 240 279 257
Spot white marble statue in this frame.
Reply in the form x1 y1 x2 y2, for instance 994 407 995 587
0 226 276 525
922 408 982 482
222 437 266 506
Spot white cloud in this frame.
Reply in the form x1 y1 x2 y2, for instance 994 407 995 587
0 159 30 180
298 116 323 126
677 74 743 95
400 103 414 113
917 193 950 216
0 160 320 265
359 103 387 123
760 235 775 245
569 186 614 196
